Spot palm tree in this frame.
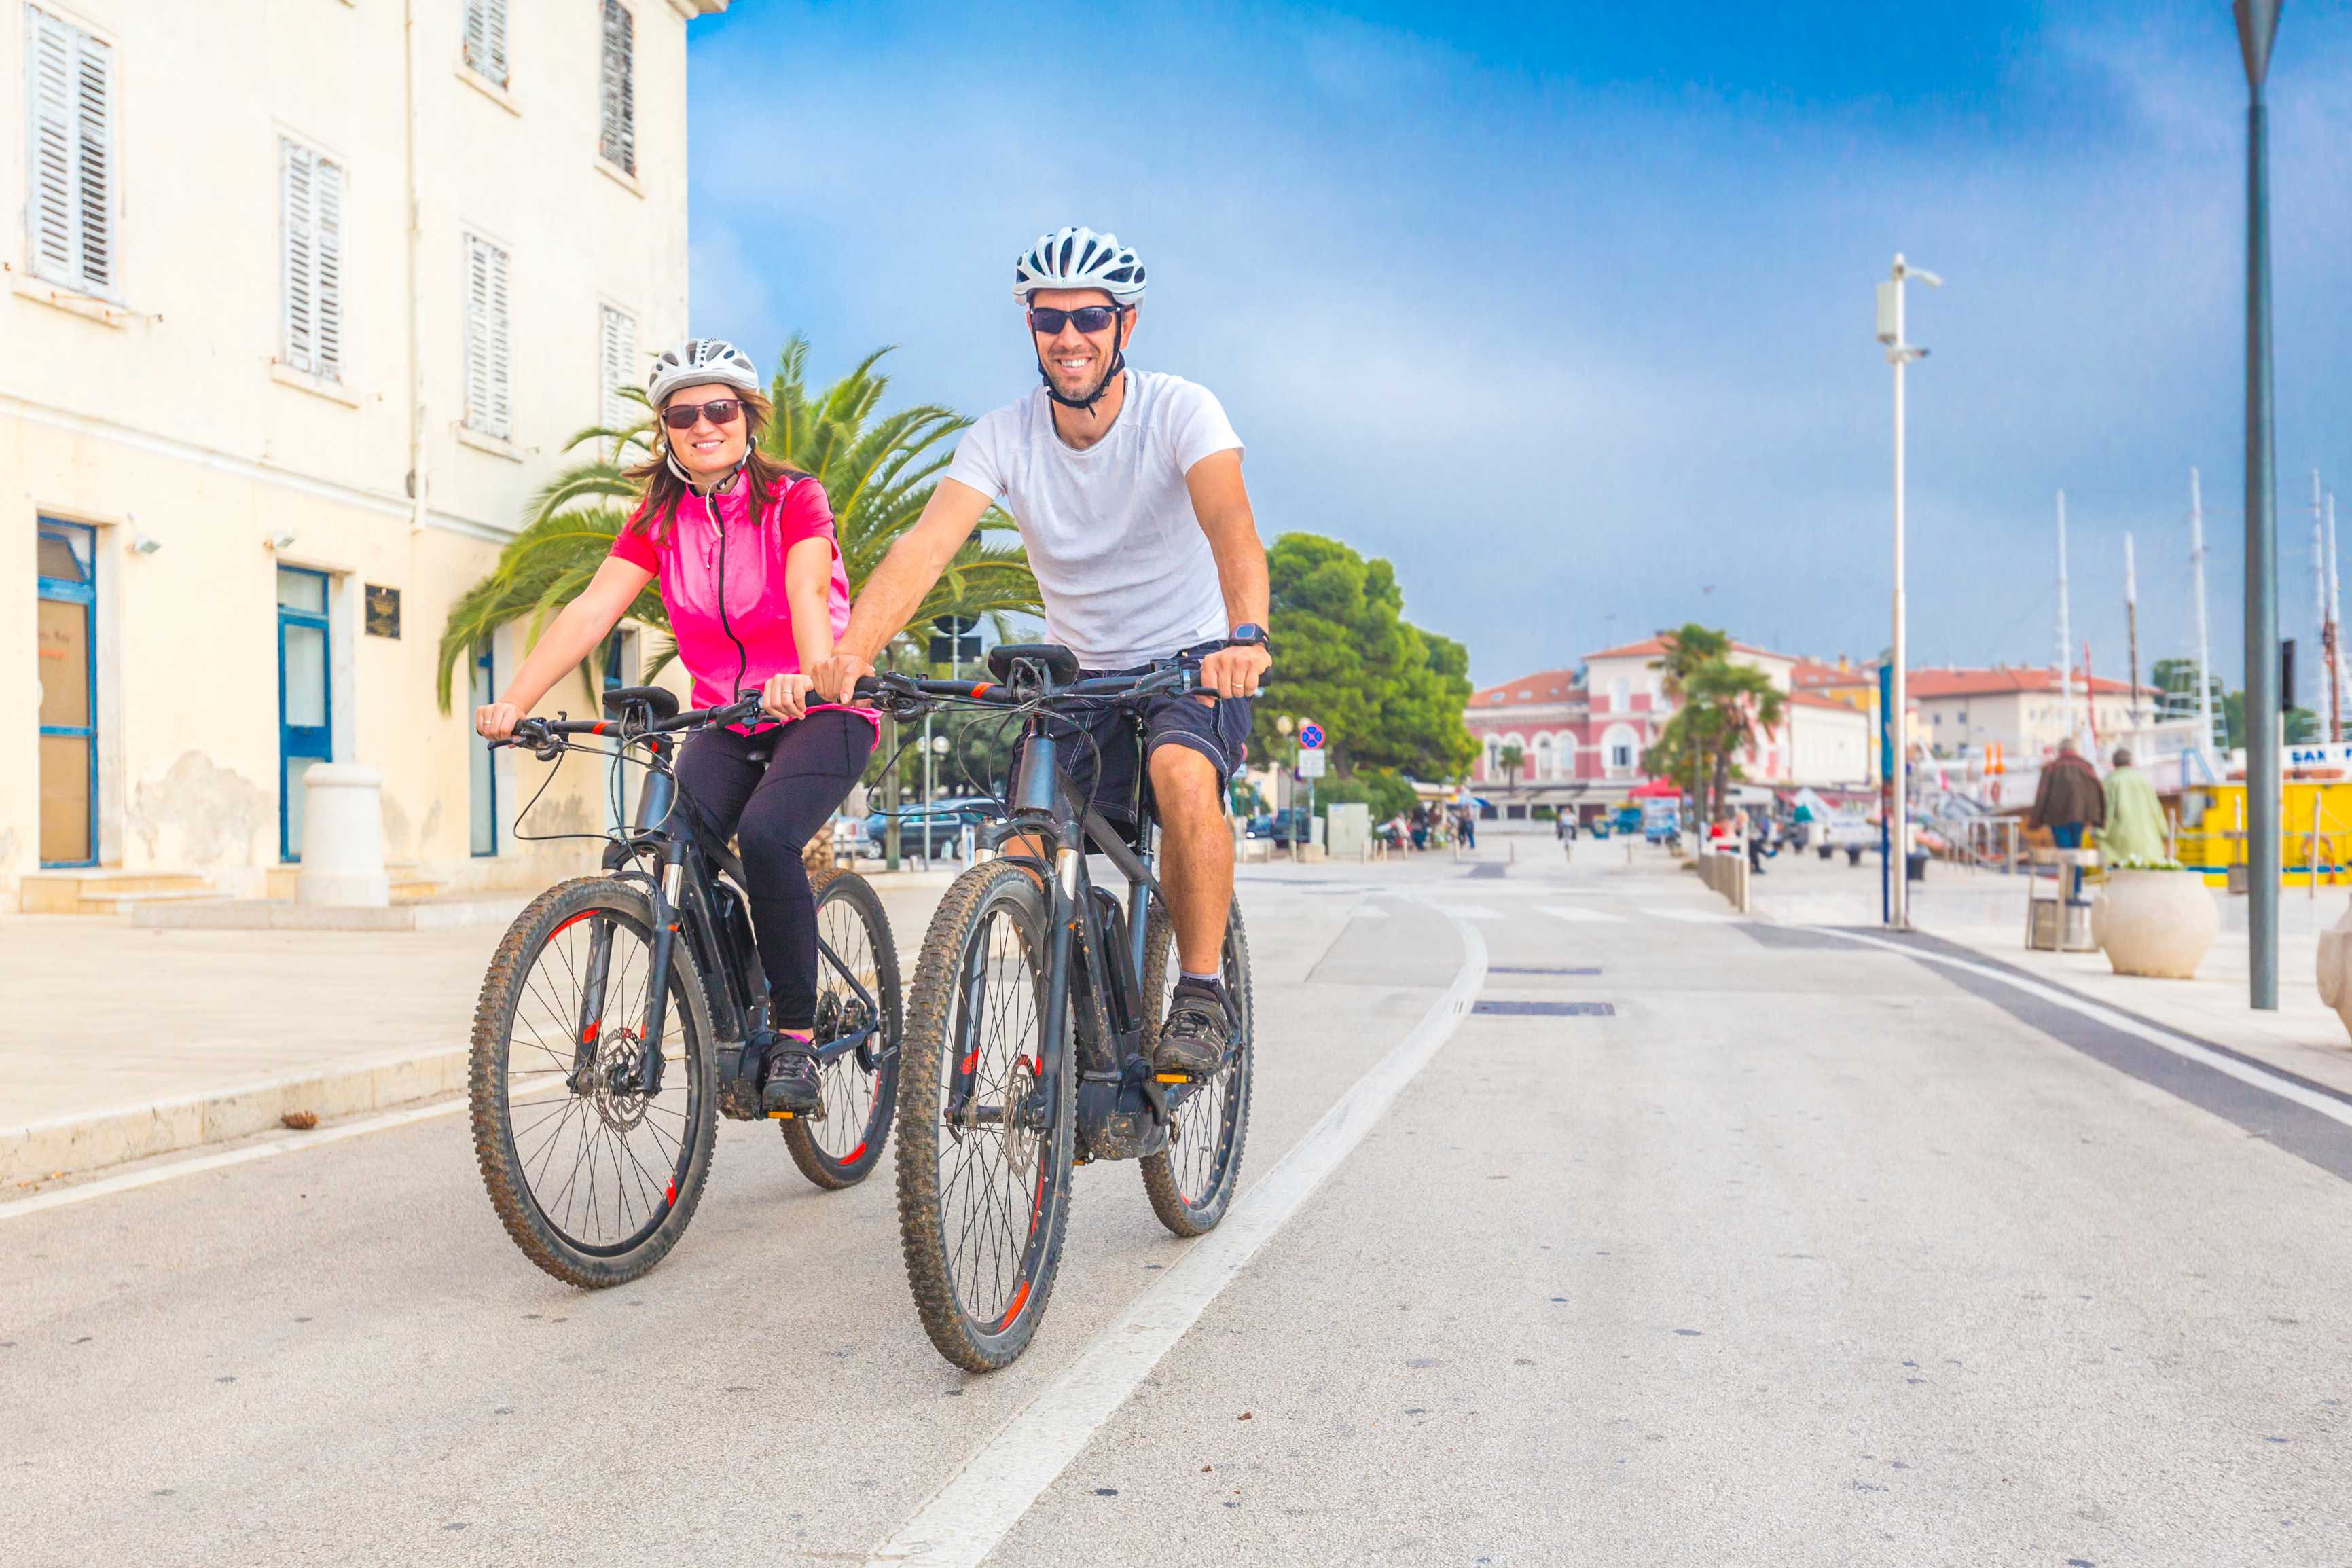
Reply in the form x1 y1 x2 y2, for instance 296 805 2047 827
1497 742 1525 791
436 335 1040 711
1686 656 1786 822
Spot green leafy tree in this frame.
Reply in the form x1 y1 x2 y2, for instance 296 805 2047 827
435 335 1039 711
1644 624 1734 822
1254 533 1477 781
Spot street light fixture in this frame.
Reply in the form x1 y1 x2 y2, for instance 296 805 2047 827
1877 253 1940 932
2236 0 2284 1010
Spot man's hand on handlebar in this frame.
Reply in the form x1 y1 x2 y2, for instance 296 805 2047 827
475 701 522 741
1198 643 1270 700
812 651 875 707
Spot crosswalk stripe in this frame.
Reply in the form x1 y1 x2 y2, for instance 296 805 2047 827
1536 905 1623 924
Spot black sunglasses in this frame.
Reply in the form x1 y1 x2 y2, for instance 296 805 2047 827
1027 305 1123 335
660 398 745 431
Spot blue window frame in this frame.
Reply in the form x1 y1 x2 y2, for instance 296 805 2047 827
37 519 98 867
469 644 498 856
277 566 333 861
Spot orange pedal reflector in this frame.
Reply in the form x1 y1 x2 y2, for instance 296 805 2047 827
768 1110 795 1120
1155 1073 1191 1084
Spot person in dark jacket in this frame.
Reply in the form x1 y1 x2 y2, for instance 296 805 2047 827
2030 736 2106 850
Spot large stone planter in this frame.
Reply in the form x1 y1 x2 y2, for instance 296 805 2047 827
2090 868 2219 979
2317 900 2352 1038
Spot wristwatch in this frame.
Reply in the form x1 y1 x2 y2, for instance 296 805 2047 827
1229 623 1273 655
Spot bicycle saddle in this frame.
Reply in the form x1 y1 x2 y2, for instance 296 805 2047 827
602 685 681 723
987 643 1080 686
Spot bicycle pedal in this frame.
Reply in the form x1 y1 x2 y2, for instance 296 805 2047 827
1153 1072 1194 1085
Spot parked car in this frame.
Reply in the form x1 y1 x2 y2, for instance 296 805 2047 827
861 796 1001 858
1245 808 1315 847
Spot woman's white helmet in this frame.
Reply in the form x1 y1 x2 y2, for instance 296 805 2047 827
1011 227 1147 305
646 338 761 407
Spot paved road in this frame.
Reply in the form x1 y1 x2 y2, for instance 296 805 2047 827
7 846 2349 1565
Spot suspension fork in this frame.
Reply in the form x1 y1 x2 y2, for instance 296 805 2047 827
635 845 683 1096
1036 820 1082 1127
568 918 618 1095
1127 820 1157 985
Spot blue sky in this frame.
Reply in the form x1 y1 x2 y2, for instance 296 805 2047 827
685 2 2352 691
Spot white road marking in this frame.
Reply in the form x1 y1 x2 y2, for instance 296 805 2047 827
1807 926 2352 1133
1536 905 1623 924
0 1075 562 1224
1640 907 1736 923
1350 902 1393 919
862 902 1489 1568
1428 902 1506 921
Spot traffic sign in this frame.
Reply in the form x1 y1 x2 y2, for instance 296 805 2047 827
1296 750 1327 780
1298 721 1325 750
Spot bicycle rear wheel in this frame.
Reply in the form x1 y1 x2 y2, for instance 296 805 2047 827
895 858 1074 1372
1138 898 1254 1237
469 877 717 1288
782 869 902 1189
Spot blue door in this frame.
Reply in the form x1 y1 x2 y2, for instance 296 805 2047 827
36 519 98 867
277 566 333 861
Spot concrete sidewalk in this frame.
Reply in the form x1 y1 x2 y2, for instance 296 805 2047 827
2 872 957 1186
1748 850 2352 1099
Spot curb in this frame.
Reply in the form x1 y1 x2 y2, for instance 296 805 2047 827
133 896 533 931
0 1043 469 1186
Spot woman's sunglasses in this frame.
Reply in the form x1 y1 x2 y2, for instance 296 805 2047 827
1027 305 1123 335
660 398 745 431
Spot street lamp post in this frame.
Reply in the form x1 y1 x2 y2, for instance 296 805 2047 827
1877 254 1940 932
2237 0 2283 1009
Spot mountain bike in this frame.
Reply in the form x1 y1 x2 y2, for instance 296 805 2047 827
854 644 1255 1370
468 685 901 1288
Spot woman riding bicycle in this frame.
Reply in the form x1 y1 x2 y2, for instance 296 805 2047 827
473 338 875 1116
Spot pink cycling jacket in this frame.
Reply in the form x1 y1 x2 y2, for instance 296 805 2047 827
609 473 875 734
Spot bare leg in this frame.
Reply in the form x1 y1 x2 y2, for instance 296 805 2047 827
1149 742 1233 975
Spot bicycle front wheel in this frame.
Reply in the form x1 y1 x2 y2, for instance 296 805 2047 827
894 858 1074 1372
469 877 717 1288
1139 897 1254 1237
782 868 903 1189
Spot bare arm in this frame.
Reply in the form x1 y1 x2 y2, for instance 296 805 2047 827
1184 450 1272 699
812 477 994 701
760 536 842 723
475 555 653 737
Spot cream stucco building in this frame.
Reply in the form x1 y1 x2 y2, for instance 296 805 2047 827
5 0 727 909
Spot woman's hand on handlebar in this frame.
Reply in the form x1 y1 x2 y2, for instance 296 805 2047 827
762 672 817 724
475 701 522 741
811 651 874 706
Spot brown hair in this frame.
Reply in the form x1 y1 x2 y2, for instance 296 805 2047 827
623 386 805 543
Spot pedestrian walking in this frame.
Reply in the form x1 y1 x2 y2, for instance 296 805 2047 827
2097 746 2167 864
1458 806 1477 850
2029 737 2105 850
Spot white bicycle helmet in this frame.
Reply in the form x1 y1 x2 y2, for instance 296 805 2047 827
1011 227 1147 305
646 338 760 407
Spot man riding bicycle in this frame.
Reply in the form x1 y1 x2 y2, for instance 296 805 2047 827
814 226 1271 1074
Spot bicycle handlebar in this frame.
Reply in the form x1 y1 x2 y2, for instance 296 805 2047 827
497 691 767 758
850 646 1218 719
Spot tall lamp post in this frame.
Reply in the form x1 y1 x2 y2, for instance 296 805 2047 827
2237 0 2283 1009
1877 254 1940 931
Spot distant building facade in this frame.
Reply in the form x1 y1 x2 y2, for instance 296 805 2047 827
7 0 727 906
1908 666 2153 759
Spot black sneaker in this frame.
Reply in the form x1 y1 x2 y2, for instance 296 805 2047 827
762 1038 822 1116
1155 979 1229 1075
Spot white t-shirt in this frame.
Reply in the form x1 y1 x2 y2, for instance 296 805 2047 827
944 369 1242 670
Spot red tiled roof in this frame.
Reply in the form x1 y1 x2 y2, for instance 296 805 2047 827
1585 636 1791 663
1791 657 1871 687
1468 668 1582 707
1906 666 2151 699
1788 691 1862 711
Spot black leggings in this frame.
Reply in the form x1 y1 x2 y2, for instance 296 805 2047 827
672 712 874 1032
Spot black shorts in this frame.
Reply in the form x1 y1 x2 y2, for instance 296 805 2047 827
1009 668 1252 831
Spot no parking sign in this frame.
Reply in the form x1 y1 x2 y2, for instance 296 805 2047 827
1298 721 1325 750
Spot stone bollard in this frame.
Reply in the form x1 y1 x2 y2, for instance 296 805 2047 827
298 763 391 907
2320 898 2352 1038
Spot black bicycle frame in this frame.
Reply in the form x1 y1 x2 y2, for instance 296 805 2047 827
547 723 886 1099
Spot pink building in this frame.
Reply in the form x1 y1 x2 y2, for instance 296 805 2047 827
1465 637 1870 816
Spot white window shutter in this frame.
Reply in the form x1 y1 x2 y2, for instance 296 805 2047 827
598 1 635 175
25 7 112 296
28 10 77 285
465 234 513 440
282 141 317 373
465 0 509 88
72 26 111 293
598 306 637 430
314 156 344 380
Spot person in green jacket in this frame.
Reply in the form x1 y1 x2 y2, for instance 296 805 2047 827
2097 746 2169 863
